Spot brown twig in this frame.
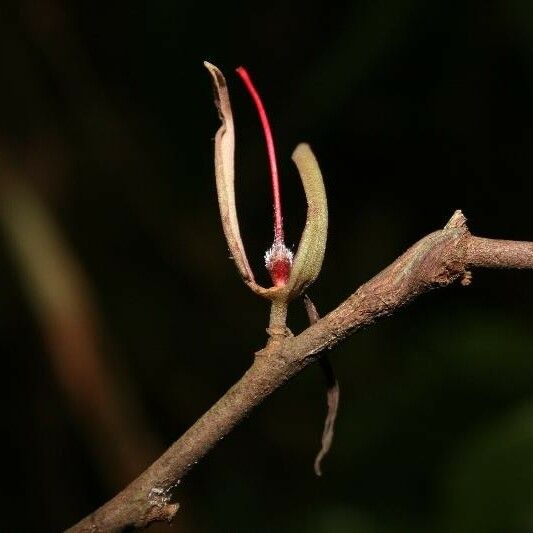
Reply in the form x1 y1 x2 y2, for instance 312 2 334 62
67 210 533 532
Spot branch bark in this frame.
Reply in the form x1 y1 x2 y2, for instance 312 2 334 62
67 211 533 532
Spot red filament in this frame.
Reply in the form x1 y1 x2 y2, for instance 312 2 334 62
235 66 284 244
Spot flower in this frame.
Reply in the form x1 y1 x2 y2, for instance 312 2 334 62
204 61 328 308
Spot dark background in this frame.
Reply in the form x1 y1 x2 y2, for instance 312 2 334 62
2 1 533 532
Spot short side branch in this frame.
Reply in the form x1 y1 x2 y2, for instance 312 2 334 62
68 211 533 532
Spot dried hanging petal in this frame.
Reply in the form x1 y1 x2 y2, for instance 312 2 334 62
304 295 340 477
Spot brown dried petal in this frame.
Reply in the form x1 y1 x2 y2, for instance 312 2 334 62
204 61 256 287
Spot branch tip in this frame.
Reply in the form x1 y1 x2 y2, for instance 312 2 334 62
445 210 467 229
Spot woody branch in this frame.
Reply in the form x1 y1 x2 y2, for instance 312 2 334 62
68 210 533 532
